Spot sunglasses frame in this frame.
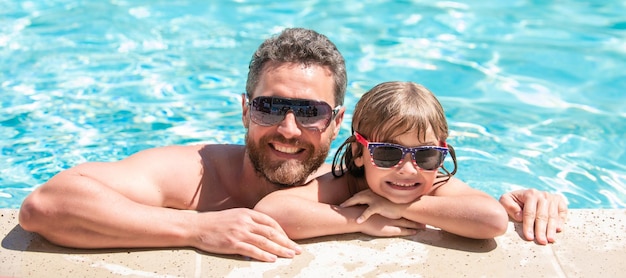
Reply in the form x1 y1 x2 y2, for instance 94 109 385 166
247 95 341 132
354 131 449 171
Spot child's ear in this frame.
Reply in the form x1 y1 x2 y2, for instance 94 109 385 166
354 156 364 167
351 142 365 167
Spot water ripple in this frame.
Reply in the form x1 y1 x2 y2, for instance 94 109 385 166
1 0 625 208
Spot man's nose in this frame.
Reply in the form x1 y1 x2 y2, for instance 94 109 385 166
276 112 302 139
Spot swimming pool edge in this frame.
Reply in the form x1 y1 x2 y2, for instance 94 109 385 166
1 209 624 277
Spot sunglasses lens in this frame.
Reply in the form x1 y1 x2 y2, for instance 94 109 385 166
414 149 444 170
296 103 333 128
250 97 333 130
372 146 404 168
371 146 445 170
250 97 281 126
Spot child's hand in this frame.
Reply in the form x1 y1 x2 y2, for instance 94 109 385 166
340 189 407 224
358 215 424 237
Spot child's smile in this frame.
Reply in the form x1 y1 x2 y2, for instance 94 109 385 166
360 128 441 204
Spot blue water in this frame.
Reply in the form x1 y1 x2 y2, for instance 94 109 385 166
1 1 625 209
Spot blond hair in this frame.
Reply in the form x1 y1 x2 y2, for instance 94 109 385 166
332 81 456 183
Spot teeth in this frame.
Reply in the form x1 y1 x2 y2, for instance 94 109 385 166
274 145 300 154
390 182 416 187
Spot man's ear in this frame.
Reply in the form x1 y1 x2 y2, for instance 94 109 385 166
241 94 250 129
330 107 346 141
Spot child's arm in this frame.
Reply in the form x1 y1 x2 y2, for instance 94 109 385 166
254 173 422 239
341 177 509 239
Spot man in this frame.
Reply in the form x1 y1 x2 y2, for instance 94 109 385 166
19 28 567 263
500 189 567 244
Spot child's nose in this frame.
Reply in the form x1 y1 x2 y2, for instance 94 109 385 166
396 153 420 174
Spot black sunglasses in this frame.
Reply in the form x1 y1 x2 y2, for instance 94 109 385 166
248 96 341 131
355 131 448 171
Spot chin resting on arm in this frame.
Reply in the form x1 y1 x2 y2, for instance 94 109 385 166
257 173 509 240
255 181 425 240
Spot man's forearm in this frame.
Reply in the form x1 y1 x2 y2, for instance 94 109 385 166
19 175 193 249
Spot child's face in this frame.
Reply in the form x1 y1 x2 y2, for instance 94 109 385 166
355 127 441 204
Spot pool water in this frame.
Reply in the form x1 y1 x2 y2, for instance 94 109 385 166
1 0 625 209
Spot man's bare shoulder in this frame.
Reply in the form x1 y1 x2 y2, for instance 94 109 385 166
111 143 246 209
126 144 209 158
122 144 244 162
87 143 244 186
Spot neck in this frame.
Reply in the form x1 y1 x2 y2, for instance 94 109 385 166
235 151 282 208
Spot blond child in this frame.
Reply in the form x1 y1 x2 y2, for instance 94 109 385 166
256 81 509 239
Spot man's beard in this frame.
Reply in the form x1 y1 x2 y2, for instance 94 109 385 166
246 133 329 187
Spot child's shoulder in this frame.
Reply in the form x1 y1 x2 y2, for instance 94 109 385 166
314 172 354 204
429 176 472 196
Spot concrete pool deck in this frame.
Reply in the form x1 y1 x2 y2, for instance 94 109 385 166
1 209 624 277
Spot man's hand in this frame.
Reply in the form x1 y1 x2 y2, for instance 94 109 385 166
193 208 302 262
499 189 568 244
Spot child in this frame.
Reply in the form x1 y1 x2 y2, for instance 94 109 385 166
255 81 509 240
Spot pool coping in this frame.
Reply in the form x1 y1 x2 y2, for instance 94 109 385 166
2 208 625 277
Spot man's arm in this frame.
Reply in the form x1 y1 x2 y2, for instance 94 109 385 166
19 166 190 248
19 146 299 262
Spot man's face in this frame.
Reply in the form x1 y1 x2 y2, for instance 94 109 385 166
242 62 344 187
